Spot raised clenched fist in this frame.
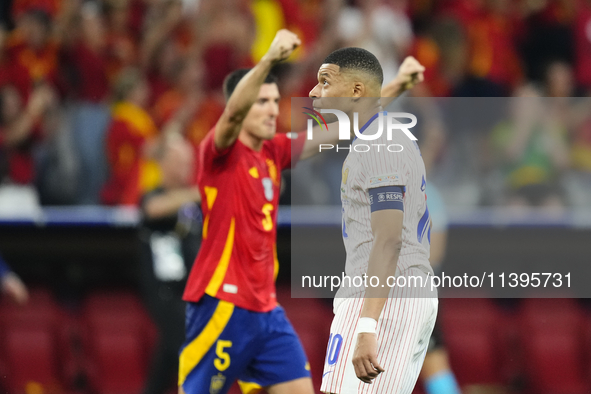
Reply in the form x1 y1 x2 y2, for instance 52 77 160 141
396 56 425 91
264 29 301 64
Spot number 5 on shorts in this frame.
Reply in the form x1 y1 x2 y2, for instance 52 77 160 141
214 340 232 371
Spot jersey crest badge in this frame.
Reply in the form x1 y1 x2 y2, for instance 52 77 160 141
262 178 274 201
210 373 226 394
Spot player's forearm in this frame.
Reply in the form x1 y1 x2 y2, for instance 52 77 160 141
144 188 201 219
360 238 402 320
215 58 275 149
226 58 274 125
300 121 340 160
380 56 425 108
381 76 406 106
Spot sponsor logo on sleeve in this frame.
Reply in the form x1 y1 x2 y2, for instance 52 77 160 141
376 191 403 203
386 192 403 201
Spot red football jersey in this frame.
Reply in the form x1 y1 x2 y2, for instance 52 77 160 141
183 130 305 312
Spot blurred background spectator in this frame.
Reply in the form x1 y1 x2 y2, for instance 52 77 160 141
101 67 160 206
3 1 591 394
337 0 413 83
2 0 591 209
489 84 570 208
138 133 201 394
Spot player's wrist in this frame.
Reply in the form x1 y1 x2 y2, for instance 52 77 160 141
358 317 378 334
382 78 404 98
260 53 280 67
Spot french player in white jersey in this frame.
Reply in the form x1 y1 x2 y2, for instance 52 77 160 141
309 47 438 394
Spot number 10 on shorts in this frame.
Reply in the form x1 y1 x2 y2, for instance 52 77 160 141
325 334 343 366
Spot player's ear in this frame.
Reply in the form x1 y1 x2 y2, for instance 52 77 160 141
352 81 365 98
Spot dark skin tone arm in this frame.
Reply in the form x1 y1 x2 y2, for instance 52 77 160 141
353 209 403 383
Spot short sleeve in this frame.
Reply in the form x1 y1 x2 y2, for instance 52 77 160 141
200 129 237 160
426 184 448 232
269 131 306 170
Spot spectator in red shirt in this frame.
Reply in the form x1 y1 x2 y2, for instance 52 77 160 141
102 68 162 206
411 17 467 97
140 0 186 106
103 0 140 83
463 0 523 93
62 2 109 103
0 24 10 88
6 9 60 101
152 58 224 150
11 0 60 20
0 83 54 186
198 0 254 92
61 2 111 204
145 38 182 107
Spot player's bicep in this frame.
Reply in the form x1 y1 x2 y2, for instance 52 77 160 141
370 208 403 251
368 185 404 247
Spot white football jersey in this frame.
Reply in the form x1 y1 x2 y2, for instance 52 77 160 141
335 112 433 302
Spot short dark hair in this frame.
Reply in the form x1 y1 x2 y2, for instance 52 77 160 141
323 47 383 86
223 69 278 101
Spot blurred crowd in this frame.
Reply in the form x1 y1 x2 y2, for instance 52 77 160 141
2 0 591 210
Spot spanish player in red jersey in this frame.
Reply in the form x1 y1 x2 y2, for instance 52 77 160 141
178 30 313 394
178 28 426 394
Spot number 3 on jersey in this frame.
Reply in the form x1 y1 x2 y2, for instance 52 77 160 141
261 177 274 231
262 203 274 231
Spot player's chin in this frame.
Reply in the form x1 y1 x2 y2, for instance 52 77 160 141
312 99 325 110
261 126 277 140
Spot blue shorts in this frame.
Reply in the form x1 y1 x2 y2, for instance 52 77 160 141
178 295 310 394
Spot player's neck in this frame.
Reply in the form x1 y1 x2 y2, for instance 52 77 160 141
238 130 264 152
347 102 383 137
